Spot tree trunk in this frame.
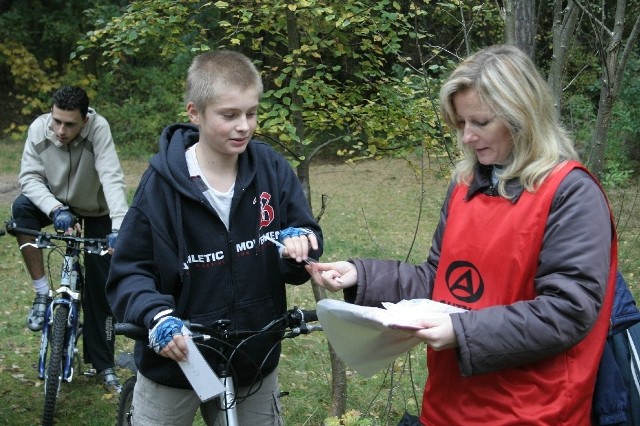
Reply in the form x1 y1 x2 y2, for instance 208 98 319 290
548 0 579 114
286 2 348 419
503 0 516 44
589 88 615 178
311 283 348 415
514 0 537 58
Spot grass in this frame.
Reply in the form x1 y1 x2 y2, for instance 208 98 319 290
0 137 638 425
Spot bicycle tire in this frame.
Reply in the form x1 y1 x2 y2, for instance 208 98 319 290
42 304 69 426
116 375 136 426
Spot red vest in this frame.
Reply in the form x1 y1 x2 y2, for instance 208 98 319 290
421 161 616 425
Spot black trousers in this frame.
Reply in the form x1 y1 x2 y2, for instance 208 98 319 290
12 194 116 371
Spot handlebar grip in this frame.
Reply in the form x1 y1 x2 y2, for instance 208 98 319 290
288 308 318 326
115 321 198 340
5 221 39 237
300 310 318 322
114 323 148 340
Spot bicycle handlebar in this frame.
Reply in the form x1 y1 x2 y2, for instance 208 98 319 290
115 307 321 341
4 220 109 254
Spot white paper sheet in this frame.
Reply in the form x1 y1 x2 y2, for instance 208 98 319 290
177 326 226 401
316 298 465 377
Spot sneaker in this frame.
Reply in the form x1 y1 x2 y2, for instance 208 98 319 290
100 367 123 394
27 294 51 331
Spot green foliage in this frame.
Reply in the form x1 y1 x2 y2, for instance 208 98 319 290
70 0 504 165
0 0 109 134
75 1 212 66
92 65 186 158
601 160 633 188
216 0 447 162
606 54 640 177
565 92 596 159
0 0 504 166
424 0 503 55
0 0 89 61
564 52 640 187
0 40 62 135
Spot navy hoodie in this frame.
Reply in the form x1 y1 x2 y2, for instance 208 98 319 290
106 123 323 388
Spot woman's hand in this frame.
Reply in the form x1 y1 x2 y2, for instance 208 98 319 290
306 261 358 292
390 313 458 350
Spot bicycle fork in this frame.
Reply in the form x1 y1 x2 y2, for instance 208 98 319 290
37 293 80 382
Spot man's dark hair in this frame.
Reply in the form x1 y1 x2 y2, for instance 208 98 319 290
52 86 90 118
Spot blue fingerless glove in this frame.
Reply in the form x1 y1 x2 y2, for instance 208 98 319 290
148 316 184 354
106 230 118 249
278 227 314 242
51 207 75 232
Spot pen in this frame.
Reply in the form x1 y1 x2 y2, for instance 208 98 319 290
264 235 317 264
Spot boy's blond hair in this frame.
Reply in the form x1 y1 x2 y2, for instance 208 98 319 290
185 50 263 113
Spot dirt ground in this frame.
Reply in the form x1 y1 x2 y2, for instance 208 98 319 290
0 174 19 206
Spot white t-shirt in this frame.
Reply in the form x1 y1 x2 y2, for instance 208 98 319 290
186 143 234 230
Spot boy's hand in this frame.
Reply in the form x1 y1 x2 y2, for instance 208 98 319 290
277 227 319 264
148 316 188 361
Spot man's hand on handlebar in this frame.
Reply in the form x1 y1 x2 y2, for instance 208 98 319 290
50 206 80 235
106 230 118 255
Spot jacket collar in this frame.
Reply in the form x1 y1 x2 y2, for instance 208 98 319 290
466 164 524 203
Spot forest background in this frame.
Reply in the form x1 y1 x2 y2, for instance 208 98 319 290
0 0 640 425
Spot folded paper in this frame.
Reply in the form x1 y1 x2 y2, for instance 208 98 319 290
316 298 465 377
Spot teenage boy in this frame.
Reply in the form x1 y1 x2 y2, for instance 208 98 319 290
106 50 323 424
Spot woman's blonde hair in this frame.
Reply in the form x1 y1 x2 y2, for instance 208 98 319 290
439 44 578 197
185 50 263 113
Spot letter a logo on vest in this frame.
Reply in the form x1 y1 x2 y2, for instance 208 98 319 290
445 260 483 303
259 191 275 228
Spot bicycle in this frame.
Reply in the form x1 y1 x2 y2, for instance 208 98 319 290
3 219 110 426
114 306 322 426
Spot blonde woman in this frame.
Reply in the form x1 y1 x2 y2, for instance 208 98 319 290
309 44 616 425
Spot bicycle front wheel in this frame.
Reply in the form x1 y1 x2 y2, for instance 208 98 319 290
42 304 69 426
116 375 136 426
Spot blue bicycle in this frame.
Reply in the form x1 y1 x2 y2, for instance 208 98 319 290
5 219 110 425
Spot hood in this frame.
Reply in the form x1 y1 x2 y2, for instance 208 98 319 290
149 123 201 200
610 270 640 336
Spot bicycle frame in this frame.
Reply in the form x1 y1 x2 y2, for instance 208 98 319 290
218 375 239 426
